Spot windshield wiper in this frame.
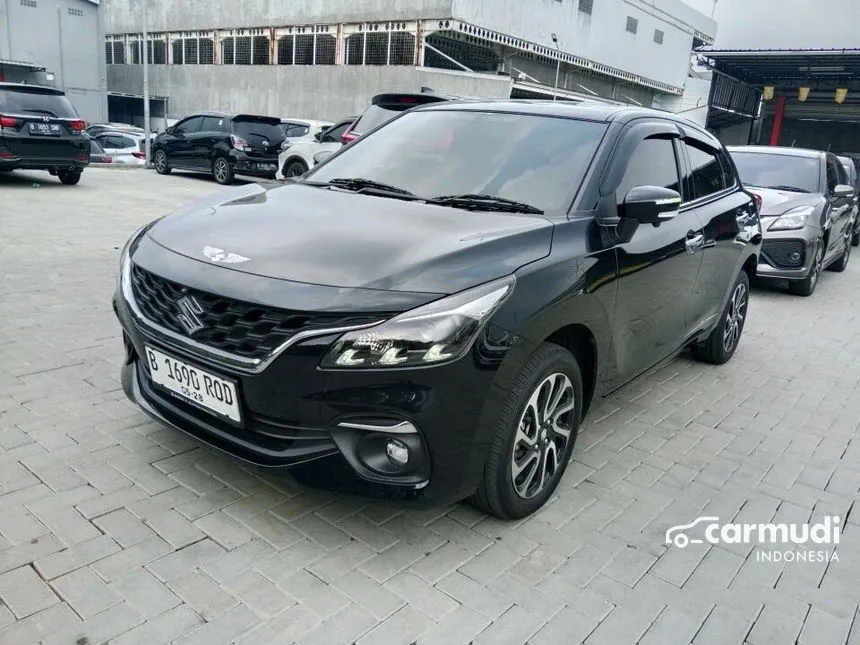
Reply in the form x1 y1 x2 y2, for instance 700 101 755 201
23 109 58 117
762 185 810 193
427 193 544 214
314 177 419 198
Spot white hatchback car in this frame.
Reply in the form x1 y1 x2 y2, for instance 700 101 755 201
276 116 356 179
280 118 333 144
91 130 154 165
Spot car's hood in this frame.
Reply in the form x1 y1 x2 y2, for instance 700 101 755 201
145 182 554 294
749 187 824 216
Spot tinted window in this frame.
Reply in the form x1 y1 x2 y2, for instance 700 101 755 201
0 87 77 118
176 116 204 134
90 140 106 154
97 135 120 148
716 150 737 189
827 156 847 190
307 110 607 213
323 121 352 141
232 118 286 144
686 141 727 199
282 123 310 138
201 116 227 132
616 138 681 203
731 152 820 193
351 105 404 135
115 136 136 149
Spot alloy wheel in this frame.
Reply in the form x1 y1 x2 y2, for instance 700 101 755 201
214 159 229 183
722 281 747 353
810 242 824 287
154 151 166 173
510 373 575 499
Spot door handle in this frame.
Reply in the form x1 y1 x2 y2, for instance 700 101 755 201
685 230 705 254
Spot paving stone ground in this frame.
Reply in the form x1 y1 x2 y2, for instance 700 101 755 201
3 167 860 645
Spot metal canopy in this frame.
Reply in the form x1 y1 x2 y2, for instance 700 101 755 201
696 48 860 92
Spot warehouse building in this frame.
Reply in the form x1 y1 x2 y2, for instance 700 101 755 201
0 0 107 122
103 0 716 125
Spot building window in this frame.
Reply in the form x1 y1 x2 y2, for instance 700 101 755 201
277 32 337 66
20 0 37 7
344 31 415 66
625 16 638 34
170 38 214 65
68 7 83 16
654 29 664 44
221 36 269 65
578 0 593 14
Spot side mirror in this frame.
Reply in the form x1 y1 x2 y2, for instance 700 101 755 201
618 186 682 224
313 150 333 165
832 184 854 198
314 131 323 142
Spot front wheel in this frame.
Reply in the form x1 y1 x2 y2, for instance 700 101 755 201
212 157 234 185
57 170 82 185
471 343 582 520
153 149 171 175
692 270 749 365
789 239 824 296
283 159 308 178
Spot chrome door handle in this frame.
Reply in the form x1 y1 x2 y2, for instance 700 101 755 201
685 231 705 254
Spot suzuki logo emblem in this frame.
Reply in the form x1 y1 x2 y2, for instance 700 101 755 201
175 295 205 335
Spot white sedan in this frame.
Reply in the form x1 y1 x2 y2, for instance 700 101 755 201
276 116 356 179
91 130 154 165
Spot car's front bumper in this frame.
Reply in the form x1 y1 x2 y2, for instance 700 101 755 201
755 225 818 280
113 285 517 505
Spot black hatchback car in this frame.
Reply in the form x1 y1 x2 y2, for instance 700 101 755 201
151 112 285 184
114 101 761 519
0 82 89 184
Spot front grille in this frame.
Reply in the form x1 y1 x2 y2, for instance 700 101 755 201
130 264 384 360
762 239 805 269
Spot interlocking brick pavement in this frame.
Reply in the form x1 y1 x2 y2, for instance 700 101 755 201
2 167 860 644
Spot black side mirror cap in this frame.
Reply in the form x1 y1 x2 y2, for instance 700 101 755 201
619 185 682 224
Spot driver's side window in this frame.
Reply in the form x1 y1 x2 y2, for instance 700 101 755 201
616 137 682 205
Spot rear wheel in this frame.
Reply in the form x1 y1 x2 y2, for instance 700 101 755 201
153 149 171 175
57 169 81 185
212 157 234 185
692 270 749 365
830 227 852 272
789 238 823 296
470 343 582 520
283 159 308 178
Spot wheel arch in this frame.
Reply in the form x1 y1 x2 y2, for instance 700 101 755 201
544 324 598 419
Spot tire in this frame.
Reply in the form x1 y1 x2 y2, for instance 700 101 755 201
789 238 824 296
212 157 234 185
691 270 749 365
852 230 859 248
153 149 171 175
470 343 582 520
830 229 852 273
283 159 308 178
57 170 81 185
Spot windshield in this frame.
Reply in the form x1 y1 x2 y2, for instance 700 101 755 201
0 87 78 118
232 119 285 144
730 151 821 193
305 110 607 213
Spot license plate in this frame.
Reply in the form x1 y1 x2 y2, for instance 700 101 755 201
28 122 61 136
143 345 241 423
257 163 276 171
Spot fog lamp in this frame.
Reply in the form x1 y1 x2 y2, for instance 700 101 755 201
789 252 801 262
385 439 410 466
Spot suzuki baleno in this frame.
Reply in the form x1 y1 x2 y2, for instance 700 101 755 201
114 101 761 519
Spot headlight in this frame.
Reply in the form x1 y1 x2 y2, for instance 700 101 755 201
768 206 815 231
118 220 160 285
320 276 515 369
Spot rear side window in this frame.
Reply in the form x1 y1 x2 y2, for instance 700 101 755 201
616 137 682 203
200 116 228 132
686 140 727 199
282 123 310 138
232 118 285 144
0 87 78 118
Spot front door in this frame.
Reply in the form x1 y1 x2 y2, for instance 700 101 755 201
610 132 705 388
825 154 854 261
164 116 203 167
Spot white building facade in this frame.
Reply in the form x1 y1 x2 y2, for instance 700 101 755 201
103 0 716 123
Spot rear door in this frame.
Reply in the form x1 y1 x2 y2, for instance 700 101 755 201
680 134 754 336
195 116 229 170
0 85 86 162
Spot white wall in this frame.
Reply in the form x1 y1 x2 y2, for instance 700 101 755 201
104 0 455 33
451 0 716 89
107 64 512 122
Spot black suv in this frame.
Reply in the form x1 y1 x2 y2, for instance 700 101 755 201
340 92 459 144
114 101 761 519
0 82 89 184
151 112 285 184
